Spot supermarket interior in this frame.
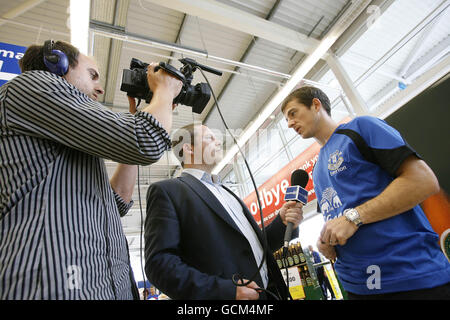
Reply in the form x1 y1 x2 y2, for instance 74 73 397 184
0 0 449 303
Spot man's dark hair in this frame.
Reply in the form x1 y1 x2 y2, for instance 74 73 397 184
281 86 331 116
19 41 80 73
171 123 198 167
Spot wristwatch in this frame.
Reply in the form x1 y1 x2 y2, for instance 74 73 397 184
344 208 363 227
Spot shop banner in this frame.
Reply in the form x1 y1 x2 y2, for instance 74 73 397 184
0 42 26 87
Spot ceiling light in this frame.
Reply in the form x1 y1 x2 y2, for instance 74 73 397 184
70 0 90 55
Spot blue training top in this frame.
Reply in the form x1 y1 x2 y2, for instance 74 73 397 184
312 116 450 295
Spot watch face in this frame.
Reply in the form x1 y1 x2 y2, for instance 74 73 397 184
345 209 359 222
348 210 357 220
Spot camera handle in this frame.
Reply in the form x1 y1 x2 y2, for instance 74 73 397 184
154 62 186 84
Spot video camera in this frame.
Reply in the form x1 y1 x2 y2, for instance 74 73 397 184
120 57 222 114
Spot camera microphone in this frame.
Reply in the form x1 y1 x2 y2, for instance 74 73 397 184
283 169 309 248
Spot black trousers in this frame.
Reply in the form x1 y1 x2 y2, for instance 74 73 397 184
347 282 450 300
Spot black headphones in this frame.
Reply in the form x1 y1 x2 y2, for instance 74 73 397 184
43 40 69 76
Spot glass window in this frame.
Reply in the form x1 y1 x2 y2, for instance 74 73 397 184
222 169 236 184
333 0 448 114
331 97 351 123
287 135 315 159
243 148 290 197
222 169 245 197
277 114 297 143
240 122 286 180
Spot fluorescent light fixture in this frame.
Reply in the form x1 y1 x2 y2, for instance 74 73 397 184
70 0 90 55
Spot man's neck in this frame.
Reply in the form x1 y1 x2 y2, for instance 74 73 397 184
183 164 214 174
314 117 339 146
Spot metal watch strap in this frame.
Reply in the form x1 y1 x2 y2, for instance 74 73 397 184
345 208 363 227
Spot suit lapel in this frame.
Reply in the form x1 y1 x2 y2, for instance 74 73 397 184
221 184 267 246
179 173 242 235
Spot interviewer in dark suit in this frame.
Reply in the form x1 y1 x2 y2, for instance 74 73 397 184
144 124 303 300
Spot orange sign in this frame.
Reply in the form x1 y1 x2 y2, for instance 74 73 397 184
421 190 450 260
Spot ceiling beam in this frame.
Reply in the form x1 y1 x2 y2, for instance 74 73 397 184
144 0 320 54
326 53 369 115
403 34 450 81
202 0 284 123
398 13 444 78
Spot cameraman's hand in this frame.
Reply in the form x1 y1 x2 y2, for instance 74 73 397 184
141 63 182 133
147 62 182 100
128 96 137 114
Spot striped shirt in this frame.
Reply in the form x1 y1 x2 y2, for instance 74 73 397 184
0 71 171 299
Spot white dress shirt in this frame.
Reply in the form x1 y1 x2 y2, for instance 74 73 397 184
183 168 268 288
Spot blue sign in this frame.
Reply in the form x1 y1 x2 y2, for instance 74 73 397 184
0 42 27 87
398 81 407 90
284 186 308 204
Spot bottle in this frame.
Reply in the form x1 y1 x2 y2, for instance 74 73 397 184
287 247 294 267
304 266 313 286
298 267 306 287
297 243 306 263
292 244 300 266
281 249 288 268
275 250 283 269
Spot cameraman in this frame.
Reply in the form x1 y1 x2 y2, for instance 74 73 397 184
0 40 182 299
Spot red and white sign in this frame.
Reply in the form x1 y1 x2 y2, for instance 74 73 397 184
243 142 321 226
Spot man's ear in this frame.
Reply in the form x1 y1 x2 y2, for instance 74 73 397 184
312 98 322 112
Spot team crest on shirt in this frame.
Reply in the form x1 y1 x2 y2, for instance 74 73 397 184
328 150 347 176
319 187 343 220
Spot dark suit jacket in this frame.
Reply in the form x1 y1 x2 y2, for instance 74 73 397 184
144 172 298 300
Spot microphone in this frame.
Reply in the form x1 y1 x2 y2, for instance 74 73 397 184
283 169 309 247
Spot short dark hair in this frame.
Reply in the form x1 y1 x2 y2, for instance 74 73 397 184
281 86 331 116
19 41 80 73
171 124 199 167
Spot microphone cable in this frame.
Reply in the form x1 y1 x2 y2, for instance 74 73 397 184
137 164 147 299
199 68 283 300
